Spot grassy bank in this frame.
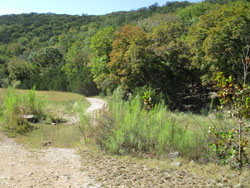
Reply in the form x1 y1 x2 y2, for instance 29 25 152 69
86 89 236 162
0 88 90 148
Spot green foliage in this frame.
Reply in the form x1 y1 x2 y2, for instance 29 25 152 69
90 27 115 90
1 87 47 134
0 0 248 112
188 0 250 84
28 47 63 69
2 88 28 133
215 72 250 119
208 125 249 167
87 89 205 159
134 86 164 111
108 25 156 92
30 65 67 91
142 91 153 111
62 43 98 96
177 2 212 27
7 57 36 84
208 73 250 168
0 58 8 87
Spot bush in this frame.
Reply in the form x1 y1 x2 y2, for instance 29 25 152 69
2 87 47 133
207 73 250 168
87 89 206 159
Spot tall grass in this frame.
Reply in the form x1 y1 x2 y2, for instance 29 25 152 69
88 89 207 159
1 87 47 133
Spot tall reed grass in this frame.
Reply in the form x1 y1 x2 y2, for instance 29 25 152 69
88 89 208 159
1 87 47 133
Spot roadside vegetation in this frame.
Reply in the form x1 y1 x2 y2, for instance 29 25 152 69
0 1 249 185
87 88 205 159
0 87 90 147
0 87 47 134
84 87 249 165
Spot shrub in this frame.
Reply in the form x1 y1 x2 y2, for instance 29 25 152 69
87 89 206 159
2 87 47 133
23 88 47 118
207 73 250 168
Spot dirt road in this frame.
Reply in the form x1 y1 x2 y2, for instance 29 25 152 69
0 97 241 188
0 97 106 188
86 98 106 113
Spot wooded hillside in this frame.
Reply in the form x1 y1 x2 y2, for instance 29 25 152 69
0 0 249 111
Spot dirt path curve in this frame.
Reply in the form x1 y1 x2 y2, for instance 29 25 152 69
86 98 107 113
0 97 106 188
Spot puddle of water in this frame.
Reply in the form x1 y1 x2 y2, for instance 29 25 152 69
16 123 84 149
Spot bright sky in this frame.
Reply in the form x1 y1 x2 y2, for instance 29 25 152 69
0 0 201 16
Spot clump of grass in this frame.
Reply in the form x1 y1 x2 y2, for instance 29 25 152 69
15 92 90 149
87 89 207 160
23 87 47 117
1 87 47 134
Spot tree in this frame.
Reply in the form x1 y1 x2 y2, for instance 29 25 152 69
7 42 26 56
107 25 152 92
188 1 250 84
7 57 35 83
150 16 188 74
148 15 196 107
63 41 98 96
210 73 250 168
177 2 212 27
137 13 180 32
27 47 66 90
90 27 115 90
28 47 63 70
0 58 8 87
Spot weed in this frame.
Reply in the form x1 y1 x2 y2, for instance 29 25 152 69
87 89 207 160
1 87 47 134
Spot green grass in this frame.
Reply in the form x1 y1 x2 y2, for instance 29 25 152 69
86 89 236 161
0 87 47 133
0 88 90 117
0 88 90 148
0 88 90 104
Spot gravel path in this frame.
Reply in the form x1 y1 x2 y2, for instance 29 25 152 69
86 98 107 113
0 98 242 188
0 134 99 188
0 97 106 188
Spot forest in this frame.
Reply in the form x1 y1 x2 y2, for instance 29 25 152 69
0 0 248 112
0 1 250 185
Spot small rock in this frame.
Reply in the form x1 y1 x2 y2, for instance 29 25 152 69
22 115 38 122
210 180 217 185
169 152 180 160
226 174 235 179
189 160 195 164
27 172 33 177
23 115 34 119
42 141 52 147
171 162 182 167
217 183 224 187
234 183 243 188
222 178 228 183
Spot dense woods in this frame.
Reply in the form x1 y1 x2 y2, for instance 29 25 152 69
0 0 249 111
